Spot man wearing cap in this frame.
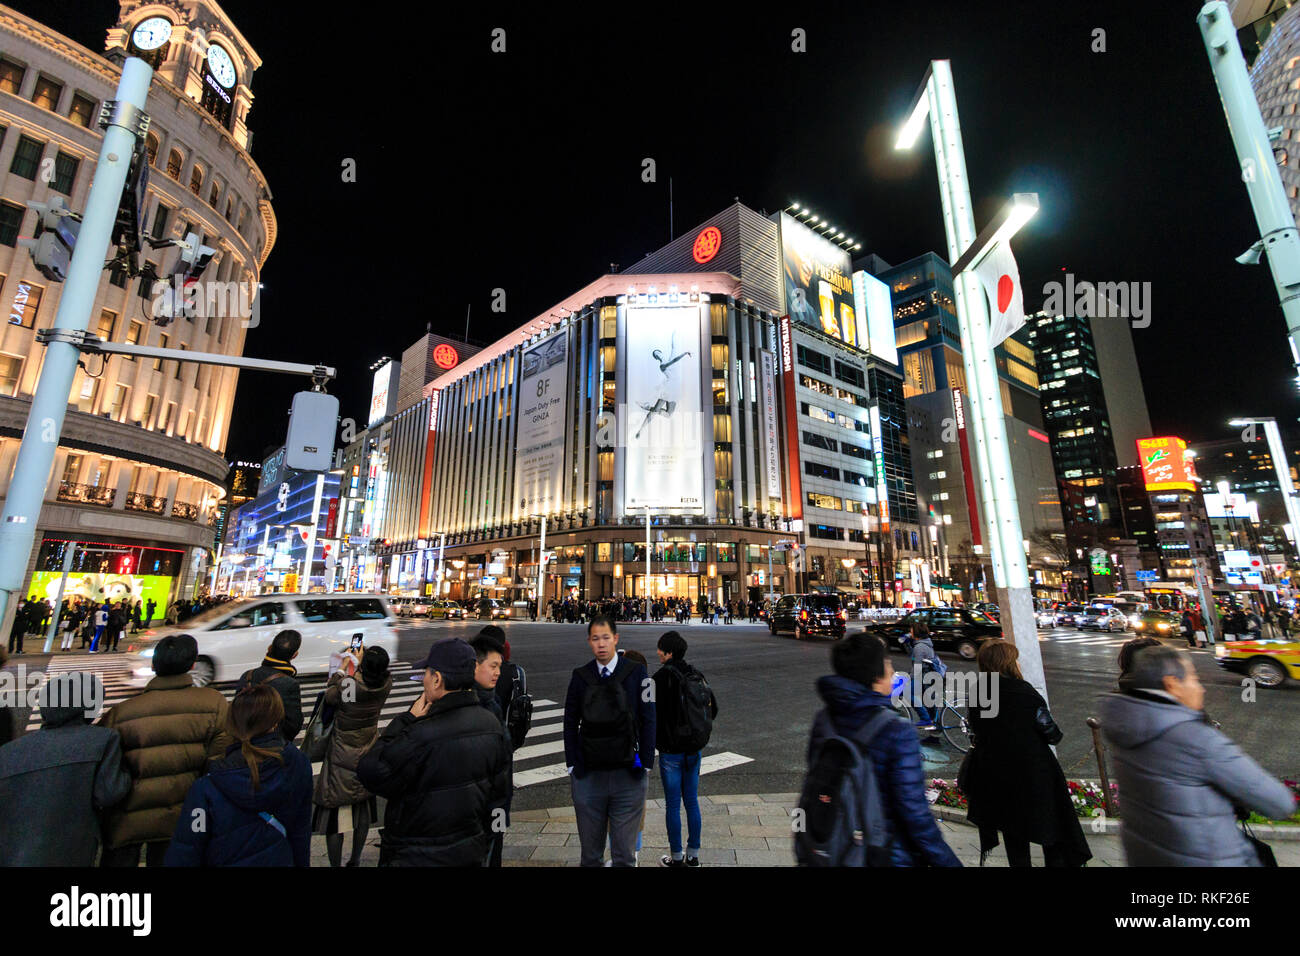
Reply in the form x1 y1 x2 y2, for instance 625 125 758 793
357 638 511 866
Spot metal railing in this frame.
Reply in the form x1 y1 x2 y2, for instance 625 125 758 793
56 481 114 507
125 492 167 514
172 501 198 520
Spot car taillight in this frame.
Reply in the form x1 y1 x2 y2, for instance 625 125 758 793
839 610 847 620
800 610 808 620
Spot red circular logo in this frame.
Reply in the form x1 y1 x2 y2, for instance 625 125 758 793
433 344 460 370
692 226 722 264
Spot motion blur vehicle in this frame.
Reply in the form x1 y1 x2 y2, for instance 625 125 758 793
1054 604 1087 628
972 602 1000 620
769 593 847 640
429 599 466 620
125 593 399 687
1215 638 1300 688
863 606 1001 660
393 597 433 618
1078 605 1130 632
1035 601 1060 628
1130 609 1180 637
477 598 511 620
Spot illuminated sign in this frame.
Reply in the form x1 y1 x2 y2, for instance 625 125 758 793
870 405 889 531
369 361 394 427
433 343 460 370
1137 436 1198 492
692 226 722 264
780 213 855 344
852 270 897 365
779 315 802 519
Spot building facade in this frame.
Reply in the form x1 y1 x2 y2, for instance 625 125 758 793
0 1 273 625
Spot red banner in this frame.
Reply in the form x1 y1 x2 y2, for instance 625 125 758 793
325 497 339 539
779 316 802 520
952 389 981 547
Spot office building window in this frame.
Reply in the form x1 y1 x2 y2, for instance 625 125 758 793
808 492 843 511
153 333 168 371
7 280 42 327
142 394 157 426
96 309 117 341
68 93 96 128
805 461 841 481
842 442 869 461
52 151 78 195
31 76 61 111
166 149 182 179
0 59 24 94
803 431 838 452
809 524 842 541
110 385 129 421
109 264 128 288
10 135 43 180
151 202 170 239
189 165 203 195
797 345 832 375
0 202 23 246
0 354 20 396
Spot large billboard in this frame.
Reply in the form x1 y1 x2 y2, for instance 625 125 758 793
368 359 398 427
28 571 173 611
780 212 857 345
1138 436 1198 492
625 304 704 512
853 270 898 365
514 335 569 516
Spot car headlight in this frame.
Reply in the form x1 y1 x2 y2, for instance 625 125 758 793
139 647 155 659
1156 623 1169 631
1214 645 1228 658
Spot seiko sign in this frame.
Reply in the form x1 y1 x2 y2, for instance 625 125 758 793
204 71 232 104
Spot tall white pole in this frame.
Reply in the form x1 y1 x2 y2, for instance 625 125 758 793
537 515 547 621
43 541 76 652
0 58 153 635
1262 419 1300 559
645 508 651 622
921 60 1046 699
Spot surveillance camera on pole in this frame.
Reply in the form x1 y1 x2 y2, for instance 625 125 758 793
175 230 216 282
18 196 81 281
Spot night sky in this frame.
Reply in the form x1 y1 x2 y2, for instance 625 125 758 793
18 0 1296 461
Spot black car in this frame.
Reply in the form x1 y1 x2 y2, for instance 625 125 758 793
768 593 847 640
863 607 1002 660
1054 604 1087 628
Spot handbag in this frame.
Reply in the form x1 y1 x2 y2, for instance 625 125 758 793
301 690 335 763
1240 820 1278 867
957 746 975 793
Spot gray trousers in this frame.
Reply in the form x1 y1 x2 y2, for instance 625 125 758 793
571 768 648 867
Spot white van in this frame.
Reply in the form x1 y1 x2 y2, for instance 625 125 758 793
124 593 400 686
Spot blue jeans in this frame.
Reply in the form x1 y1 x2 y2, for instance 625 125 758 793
659 751 702 855
910 664 936 724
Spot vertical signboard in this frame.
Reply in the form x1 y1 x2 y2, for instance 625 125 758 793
1137 436 1198 492
852 270 898 366
952 388 982 547
760 350 781 502
780 213 856 344
779 315 803 520
625 304 704 512
514 335 569 516
325 497 339 538
869 405 890 532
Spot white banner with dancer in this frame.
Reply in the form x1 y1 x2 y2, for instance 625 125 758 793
624 304 705 513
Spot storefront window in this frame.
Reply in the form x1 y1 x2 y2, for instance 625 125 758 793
716 543 734 563
596 542 611 562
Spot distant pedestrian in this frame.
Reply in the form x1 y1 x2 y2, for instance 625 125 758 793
963 640 1091 867
312 644 391 867
89 604 108 653
653 631 717 867
7 599 29 655
132 600 143 634
1100 644 1296 865
98 635 231 866
563 616 656 867
357 639 510 866
165 684 312 866
146 598 157 626
0 673 131 865
801 632 961 866
235 631 304 740
902 621 939 731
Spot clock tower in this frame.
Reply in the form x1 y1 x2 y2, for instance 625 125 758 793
105 1 261 151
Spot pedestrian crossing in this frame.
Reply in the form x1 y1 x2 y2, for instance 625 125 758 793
1038 629 1132 648
26 658 754 790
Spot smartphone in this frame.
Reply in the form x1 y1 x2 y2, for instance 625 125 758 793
350 634 363 651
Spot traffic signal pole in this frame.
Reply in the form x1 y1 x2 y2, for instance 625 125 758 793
0 58 153 636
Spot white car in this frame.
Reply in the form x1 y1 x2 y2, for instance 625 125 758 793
124 593 400 687
394 598 433 617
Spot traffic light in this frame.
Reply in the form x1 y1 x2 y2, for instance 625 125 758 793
19 196 80 281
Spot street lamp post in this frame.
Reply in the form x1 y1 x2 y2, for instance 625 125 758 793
896 62 1048 699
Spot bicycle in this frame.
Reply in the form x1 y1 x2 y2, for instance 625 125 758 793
889 673 971 752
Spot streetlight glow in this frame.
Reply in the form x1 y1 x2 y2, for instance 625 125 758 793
895 90 931 150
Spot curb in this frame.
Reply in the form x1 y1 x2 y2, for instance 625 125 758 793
929 804 1300 840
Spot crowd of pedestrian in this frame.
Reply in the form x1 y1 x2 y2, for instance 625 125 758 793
545 595 769 625
6 594 166 655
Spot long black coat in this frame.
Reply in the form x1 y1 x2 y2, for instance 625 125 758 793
964 676 1091 865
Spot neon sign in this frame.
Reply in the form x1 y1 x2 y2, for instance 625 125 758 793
692 226 722 264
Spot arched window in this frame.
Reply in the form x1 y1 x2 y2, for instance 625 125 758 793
189 164 203 195
208 182 219 207
166 149 182 179
146 132 159 167
224 198 233 221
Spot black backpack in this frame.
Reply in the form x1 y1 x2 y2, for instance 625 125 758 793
577 661 637 769
794 708 894 867
504 662 533 751
673 663 717 753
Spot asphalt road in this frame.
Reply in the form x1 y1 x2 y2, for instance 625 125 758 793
392 618 1299 812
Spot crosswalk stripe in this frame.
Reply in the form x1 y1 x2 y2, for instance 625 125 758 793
512 738 565 762
510 751 754 789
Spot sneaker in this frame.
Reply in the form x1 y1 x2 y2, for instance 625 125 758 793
660 855 686 867
917 723 937 732
684 855 702 867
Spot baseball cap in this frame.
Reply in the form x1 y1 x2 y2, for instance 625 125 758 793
414 638 477 690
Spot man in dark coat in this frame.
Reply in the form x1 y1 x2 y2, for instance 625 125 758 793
0 673 131 865
357 639 511 866
236 630 304 740
808 633 961 867
7 599 29 654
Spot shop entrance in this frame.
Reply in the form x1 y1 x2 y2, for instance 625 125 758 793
628 574 701 603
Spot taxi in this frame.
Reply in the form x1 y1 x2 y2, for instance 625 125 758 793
429 599 466 620
1214 637 1300 688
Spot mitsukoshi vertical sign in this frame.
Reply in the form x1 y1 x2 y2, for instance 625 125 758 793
514 335 568 516
624 303 704 512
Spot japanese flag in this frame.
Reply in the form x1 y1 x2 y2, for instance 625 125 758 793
973 241 1026 348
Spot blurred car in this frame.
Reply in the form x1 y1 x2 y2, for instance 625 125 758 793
1078 606 1130 632
477 598 511 620
1215 638 1300 688
1054 604 1087 628
1130 609 1180 637
1036 606 1060 629
863 606 1001 660
769 593 847 640
428 599 466 620
972 602 1000 621
394 598 433 618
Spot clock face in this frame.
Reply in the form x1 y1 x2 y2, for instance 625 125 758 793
132 16 172 51
206 44 237 89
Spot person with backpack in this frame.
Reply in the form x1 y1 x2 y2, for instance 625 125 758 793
797 632 961 867
563 616 656 867
494 638 533 752
652 631 718 867
963 640 1092 867
165 684 313 866
901 621 940 731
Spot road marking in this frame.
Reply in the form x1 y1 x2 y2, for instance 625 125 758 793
510 751 755 789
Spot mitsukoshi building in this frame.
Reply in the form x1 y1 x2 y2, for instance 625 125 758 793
425 201 931 606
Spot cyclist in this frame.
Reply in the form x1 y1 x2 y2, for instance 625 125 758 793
901 621 939 732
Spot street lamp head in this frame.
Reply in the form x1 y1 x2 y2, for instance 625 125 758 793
951 193 1040 277
895 93 930 150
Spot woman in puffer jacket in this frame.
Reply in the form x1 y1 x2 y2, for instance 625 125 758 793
165 684 312 866
312 645 393 867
